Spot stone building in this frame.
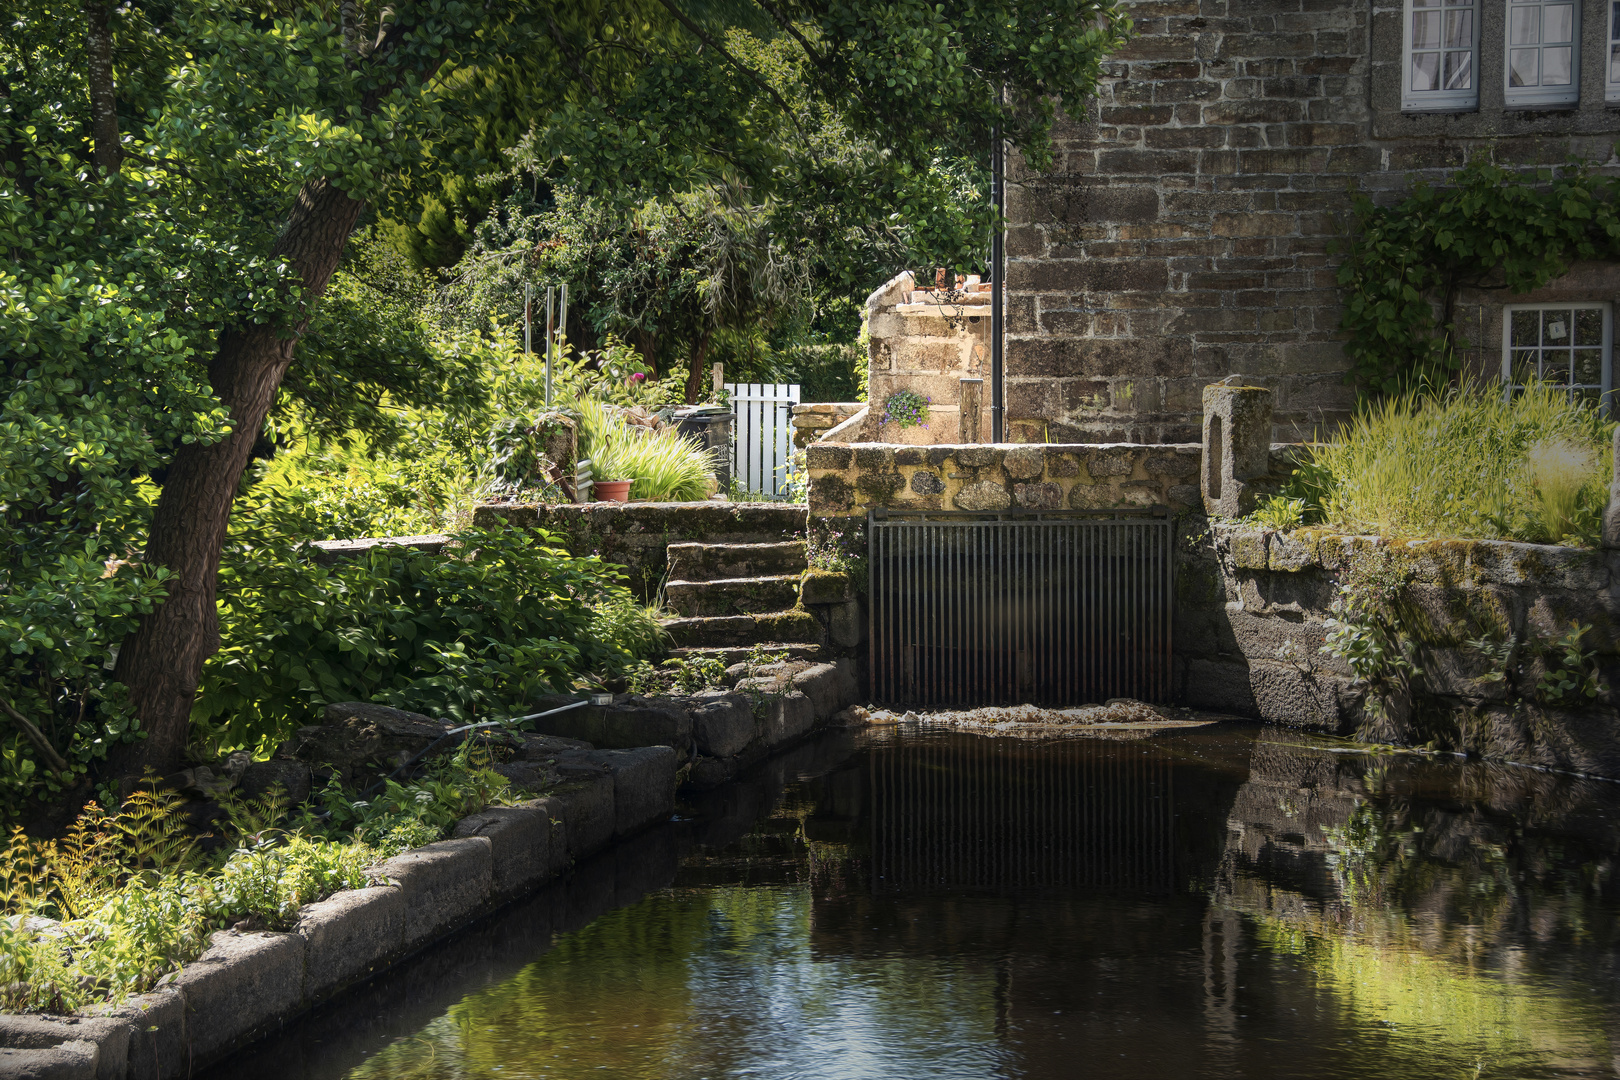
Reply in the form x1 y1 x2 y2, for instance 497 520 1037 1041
1006 0 1620 443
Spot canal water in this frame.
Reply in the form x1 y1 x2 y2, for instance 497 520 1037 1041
215 724 1620 1080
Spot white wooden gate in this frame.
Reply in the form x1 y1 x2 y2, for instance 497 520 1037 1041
726 382 800 499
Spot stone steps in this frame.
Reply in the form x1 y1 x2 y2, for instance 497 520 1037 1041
661 609 824 649
664 574 803 617
667 540 807 581
667 643 826 665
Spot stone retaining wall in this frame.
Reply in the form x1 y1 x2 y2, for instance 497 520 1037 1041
473 502 806 600
1180 522 1620 775
806 441 1203 519
0 668 863 1079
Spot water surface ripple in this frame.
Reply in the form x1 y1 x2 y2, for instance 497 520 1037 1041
214 725 1620 1080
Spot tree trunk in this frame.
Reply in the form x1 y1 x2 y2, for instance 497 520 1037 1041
685 329 714 405
110 179 363 776
82 0 120 176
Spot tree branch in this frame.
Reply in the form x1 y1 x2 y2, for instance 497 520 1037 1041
651 0 806 137
82 0 121 177
750 0 831 71
547 16 603 100
0 695 72 777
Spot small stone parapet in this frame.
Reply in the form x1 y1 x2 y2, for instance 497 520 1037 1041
806 441 1203 518
790 403 864 448
1180 521 1620 775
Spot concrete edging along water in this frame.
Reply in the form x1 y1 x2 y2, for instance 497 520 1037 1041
0 657 866 1080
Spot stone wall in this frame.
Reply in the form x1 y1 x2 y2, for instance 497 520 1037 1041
863 271 991 444
473 502 806 601
1179 522 1620 775
806 441 1203 519
1006 0 1620 444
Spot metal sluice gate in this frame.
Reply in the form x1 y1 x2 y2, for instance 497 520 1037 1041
866 509 1174 707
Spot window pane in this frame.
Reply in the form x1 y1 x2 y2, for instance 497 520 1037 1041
1510 350 1538 378
1510 6 1541 44
1544 5 1573 42
1414 11 1442 48
1544 358 1571 384
1574 349 1603 384
1444 49 1474 88
1543 310 1571 342
1542 307 1568 341
1511 311 1541 346
1576 307 1603 345
1610 42 1620 82
1412 50 1441 90
1543 46 1572 84
1613 0 1620 39
1509 48 1540 86
1444 9 1472 46
1575 387 1602 408
1413 0 1441 7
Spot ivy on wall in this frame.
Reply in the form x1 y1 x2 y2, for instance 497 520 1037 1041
1337 158 1620 394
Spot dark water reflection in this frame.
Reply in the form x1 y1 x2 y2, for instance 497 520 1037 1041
215 726 1620 1080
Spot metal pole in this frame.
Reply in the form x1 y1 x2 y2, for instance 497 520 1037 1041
544 285 555 405
557 282 568 358
991 117 1006 444
524 282 532 360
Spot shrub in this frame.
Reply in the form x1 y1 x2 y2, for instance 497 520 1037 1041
881 389 931 428
1292 382 1613 544
194 522 655 754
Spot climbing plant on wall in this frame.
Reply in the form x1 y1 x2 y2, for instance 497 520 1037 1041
1337 157 1620 394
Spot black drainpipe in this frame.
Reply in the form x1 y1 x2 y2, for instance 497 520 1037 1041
990 118 1006 444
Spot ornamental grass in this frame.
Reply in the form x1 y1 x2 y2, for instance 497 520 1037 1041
1294 381 1614 545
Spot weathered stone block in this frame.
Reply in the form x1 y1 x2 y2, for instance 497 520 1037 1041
801 570 853 606
954 481 1011 511
1014 482 1063 509
373 838 493 949
171 930 307 1067
553 774 615 861
93 988 185 1080
1086 447 1135 478
601 746 677 837
0 1042 98 1079
1003 445 1047 479
296 884 406 1001
829 599 865 648
762 691 817 745
791 663 845 720
451 803 556 898
689 694 758 759
1201 381 1273 517
0 1016 127 1080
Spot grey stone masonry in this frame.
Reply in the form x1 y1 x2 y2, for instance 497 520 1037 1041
1007 0 1620 444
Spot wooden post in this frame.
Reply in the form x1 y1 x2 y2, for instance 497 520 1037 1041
959 377 983 444
712 362 724 397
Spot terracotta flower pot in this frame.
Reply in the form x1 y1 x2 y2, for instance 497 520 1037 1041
595 479 633 502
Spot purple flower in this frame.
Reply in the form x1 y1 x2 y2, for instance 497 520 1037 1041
629 372 646 383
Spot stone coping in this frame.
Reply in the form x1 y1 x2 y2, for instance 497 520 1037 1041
1210 521 1615 585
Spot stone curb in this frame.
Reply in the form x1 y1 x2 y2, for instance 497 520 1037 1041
0 738 686 1080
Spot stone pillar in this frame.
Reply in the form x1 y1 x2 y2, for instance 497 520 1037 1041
1604 426 1620 548
959 378 982 444
1201 379 1272 517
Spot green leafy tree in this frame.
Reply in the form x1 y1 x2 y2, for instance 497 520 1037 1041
3 0 1127 785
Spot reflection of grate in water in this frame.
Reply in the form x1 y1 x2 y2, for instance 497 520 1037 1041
869 735 1176 895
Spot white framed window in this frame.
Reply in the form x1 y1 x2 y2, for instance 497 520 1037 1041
1607 1 1620 103
1403 0 1479 111
1502 303 1612 412
1504 0 1580 107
